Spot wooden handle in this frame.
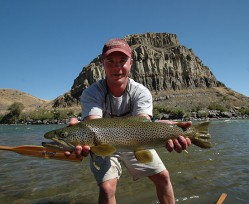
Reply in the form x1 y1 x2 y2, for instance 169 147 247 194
216 193 227 204
0 145 82 162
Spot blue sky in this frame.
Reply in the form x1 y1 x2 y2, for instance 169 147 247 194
1 0 249 100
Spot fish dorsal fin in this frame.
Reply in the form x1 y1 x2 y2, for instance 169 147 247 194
90 144 116 157
134 149 153 163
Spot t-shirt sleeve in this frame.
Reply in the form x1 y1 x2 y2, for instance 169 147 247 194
80 86 104 119
132 86 153 117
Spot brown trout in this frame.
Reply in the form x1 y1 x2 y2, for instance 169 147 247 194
42 117 211 163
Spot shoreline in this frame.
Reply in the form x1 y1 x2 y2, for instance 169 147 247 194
1 116 248 125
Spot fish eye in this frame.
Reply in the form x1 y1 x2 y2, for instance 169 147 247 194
59 131 68 138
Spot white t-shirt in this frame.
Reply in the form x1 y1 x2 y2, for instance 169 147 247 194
80 78 153 119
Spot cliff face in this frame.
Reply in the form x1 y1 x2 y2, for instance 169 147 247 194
70 32 222 100
52 32 249 111
125 33 221 92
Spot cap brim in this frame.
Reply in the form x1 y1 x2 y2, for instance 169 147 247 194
103 48 131 58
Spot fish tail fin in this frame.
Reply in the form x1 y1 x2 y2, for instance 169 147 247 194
188 122 212 149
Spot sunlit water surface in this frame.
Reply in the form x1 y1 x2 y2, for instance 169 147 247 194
0 120 249 203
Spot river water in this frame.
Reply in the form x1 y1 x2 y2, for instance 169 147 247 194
0 120 248 204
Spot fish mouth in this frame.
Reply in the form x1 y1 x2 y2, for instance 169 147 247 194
42 138 75 151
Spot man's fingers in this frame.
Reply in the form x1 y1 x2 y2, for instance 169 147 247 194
186 137 192 146
173 138 182 153
82 145 90 157
64 151 71 156
166 139 174 152
176 121 192 129
156 120 192 130
178 136 189 150
75 145 83 155
64 145 90 158
69 117 80 126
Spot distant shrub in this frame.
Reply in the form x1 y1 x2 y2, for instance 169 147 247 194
240 108 249 115
197 110 208 118
29 109 54 120
191 102 205 112
28 109 76 121
154 104 171 113
170 108 185 119
8 102 24 118
153 104 171 116
153 105 190 119
0 102 24 123
208 103 227 112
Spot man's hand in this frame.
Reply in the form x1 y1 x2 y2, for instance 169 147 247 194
64 118 91 158
156 120 192 153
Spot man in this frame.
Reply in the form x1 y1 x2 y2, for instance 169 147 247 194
68 38 191 204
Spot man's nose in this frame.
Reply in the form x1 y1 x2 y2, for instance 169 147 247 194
113 61 122 68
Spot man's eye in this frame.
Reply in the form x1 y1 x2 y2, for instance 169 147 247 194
120 59 126 63
106 59 114 63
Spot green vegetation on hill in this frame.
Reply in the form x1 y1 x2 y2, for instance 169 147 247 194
0 102 24 123
0 102 80 124
1 101 249 124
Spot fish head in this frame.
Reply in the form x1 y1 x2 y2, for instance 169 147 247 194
42 125 84 151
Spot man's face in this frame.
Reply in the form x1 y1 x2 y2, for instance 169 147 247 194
102 51 133 86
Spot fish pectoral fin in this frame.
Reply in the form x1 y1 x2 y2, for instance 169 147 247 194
90 144 116 157
134 149 153 163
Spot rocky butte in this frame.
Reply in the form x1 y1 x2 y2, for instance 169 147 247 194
53 32 249 118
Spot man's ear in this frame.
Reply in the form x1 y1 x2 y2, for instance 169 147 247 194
130 58 133 65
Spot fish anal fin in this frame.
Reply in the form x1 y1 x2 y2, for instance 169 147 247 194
90 144 116 157
134 149 153 163
192 138 212 149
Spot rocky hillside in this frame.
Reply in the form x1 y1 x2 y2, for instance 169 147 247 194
0 89 48 114
52 32 249 111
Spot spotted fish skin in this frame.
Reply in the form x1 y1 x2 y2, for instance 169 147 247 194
43 117 211 154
